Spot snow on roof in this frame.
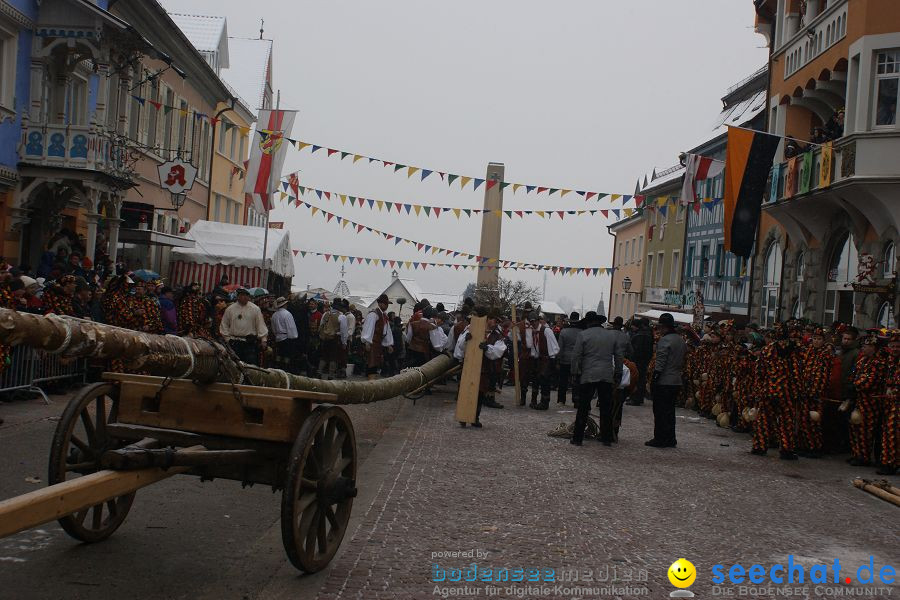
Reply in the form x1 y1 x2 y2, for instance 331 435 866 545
165 11 228 55
172 221 294 277
688 88 768 151
539 301 566 316
220 37 272 111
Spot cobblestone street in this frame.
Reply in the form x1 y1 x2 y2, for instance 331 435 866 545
1 384 898 600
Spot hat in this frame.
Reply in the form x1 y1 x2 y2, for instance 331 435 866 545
20 275 37 288
569 311 580 321
58 275 76 285
861 334 879 346
275 296 288 309
582 311 603 325
376 293 390 305
658 313 676 328
81 257 93 268
236 287 250 296
612 316 624 327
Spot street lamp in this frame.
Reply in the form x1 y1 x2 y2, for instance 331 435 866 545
622 276 633 292
396 297 406 319
170 192 187 211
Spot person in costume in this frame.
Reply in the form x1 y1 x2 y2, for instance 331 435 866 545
525 313 560 410
877 331 899 475
361 294 394 380
42 275 77 316
177 282 209 338
796 327 833 457
848 334 887 467
752 325 798 460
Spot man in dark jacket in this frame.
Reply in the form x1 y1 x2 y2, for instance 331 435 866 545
556 312 581 405
646 313 686 448
628 318 654 406
571 312 625 446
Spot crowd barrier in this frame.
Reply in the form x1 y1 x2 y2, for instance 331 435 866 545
0 345 87 403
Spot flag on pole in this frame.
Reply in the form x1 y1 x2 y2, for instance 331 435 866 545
245 109 298 214
723 126 781 258
680 153 725 205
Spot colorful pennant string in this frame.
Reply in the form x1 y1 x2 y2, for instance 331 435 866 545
291 249 613 276
130 96 251 135
295 199 614 273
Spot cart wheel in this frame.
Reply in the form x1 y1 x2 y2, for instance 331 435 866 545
48 382 135 543
282 404 358 573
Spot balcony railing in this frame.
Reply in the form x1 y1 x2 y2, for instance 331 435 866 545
18 118 132 181
766 143 837 203
781 0 848 79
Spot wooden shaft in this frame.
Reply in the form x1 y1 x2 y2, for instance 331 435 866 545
0 446 204 539
511 305 521 402
852 479 900 508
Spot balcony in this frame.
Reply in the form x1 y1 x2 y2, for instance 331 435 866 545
18 118 133 182
764 132 900 244
781 0 848 80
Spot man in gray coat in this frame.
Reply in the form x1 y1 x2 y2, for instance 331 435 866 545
556 312 582 405
570 312 625 446
646 313 686 448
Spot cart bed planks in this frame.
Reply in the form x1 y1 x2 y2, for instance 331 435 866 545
105 373 337 443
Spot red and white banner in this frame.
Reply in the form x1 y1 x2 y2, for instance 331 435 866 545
680 153 725 205
169 261 263 293
245 109 297 214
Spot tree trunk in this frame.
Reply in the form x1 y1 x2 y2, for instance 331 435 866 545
0 308 454 405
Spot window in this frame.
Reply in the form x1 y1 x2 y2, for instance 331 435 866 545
686 245 695 278
177 99 188 152
715 243 724 277
645 254 654 286
128 85 142 140
656 252 665 287
163 87 175 153
761 241 783 327
671 250 680 288
827 233 858 283
239 133 246 162
637 236 643 262
676 203 685 223
230 125 238 160
68 77 87 126
625 241 630 265
617 242 623 267
884 241 897 277
700 244 709 276
218 120 228 154
198 120 210 181
0 19 18 116
213 194 223 221
877 302 896 329
875 50 900 127
147 77 159 147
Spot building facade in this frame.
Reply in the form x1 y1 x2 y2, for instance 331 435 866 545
637 168 687 314
678 68 768 322
607 211 646 321
752 0 899 328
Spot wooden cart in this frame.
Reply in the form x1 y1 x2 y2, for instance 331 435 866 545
3 373 359 573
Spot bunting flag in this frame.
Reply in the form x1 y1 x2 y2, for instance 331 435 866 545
295 200 614 273
255 129 652 203
129 96 251 135
798 151 813 195
273 183 632 220
291 250 615 276
784 156 799 200
723 126 781 258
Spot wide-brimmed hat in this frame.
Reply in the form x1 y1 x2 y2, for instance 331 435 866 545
581 311 603 325
236 287 250 296
658 313 676 328
376 293 390 305
274 296 288 309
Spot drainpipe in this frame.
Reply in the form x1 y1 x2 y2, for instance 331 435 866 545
206 97 237 221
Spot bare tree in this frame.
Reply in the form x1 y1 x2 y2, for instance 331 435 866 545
470 277 542 315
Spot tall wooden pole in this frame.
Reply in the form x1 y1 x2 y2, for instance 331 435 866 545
476 162 505 290
510 304 521 405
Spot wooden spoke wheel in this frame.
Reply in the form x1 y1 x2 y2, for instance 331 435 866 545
48 382 135 542
281 404 357 573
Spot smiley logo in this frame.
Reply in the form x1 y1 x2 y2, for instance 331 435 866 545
668 558 696 589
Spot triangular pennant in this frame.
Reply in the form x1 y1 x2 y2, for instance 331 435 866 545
340 151 351 160
453 208 461 219
513 184 522 193
526 185 536 194
537 187 549 194
459 176 472 189
487 180 498 191
472 178 484 191
423 206 431 216
408 167 419 178
376 200 384 211
421 169 432 181
433 207 441 217
393 164 405 172
447 174 459 185
353 154 364 163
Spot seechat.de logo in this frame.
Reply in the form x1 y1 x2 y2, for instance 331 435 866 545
711 556 896 586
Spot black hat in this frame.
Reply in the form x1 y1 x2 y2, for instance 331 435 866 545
376 293 390 305
658 313 676 328
612 316 624 327
569 311 580 321
582 311 603 325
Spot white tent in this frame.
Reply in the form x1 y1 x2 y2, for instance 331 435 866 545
170 221 294 291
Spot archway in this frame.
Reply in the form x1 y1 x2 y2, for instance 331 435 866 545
761 240 783 327
823 232 857 325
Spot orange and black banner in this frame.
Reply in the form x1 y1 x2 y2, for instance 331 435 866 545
723 126 781 258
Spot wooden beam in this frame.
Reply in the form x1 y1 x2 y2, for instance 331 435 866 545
510 305 521 405
455 316 487 424
0 446 204 539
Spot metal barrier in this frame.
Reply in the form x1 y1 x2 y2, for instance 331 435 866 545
0 344 87 404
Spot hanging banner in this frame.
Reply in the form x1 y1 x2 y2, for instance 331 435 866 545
819 142 833 189
798 151 813 195
245 109 298 214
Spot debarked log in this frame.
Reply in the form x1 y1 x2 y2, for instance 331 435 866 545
0 308 455 404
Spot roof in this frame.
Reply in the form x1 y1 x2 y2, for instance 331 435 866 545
640 164 685 195
539 301 566 316
636 309 693 324
688 88 767 151
164 11 228 55
220 37 272 111
172 221 294 277
370 278 460 311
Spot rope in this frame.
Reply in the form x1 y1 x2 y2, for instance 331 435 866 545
168 334 196 379
46 315 73 355
269 368 291 389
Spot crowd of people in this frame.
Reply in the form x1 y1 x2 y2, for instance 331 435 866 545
0 256 896 477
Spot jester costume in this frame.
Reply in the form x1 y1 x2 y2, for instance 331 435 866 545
878 335 899 474
849 346 887 466
796 337 833 454
752 338 797 457
0 284 14 375
42 276 77 316
177 287 209 338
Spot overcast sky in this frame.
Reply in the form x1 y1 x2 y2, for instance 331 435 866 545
170 0 768 312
